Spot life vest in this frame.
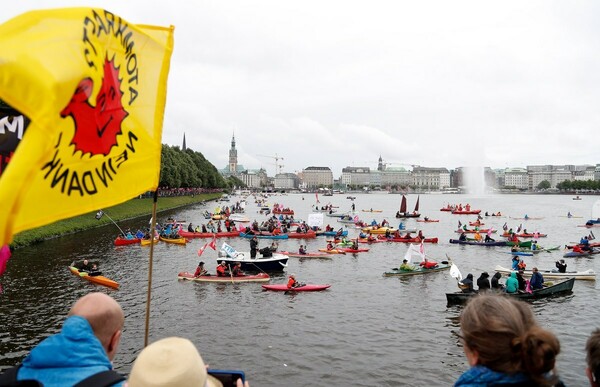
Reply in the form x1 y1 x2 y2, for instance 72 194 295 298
420 261 438 269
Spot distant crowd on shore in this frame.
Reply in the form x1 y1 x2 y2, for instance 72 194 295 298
140 187 223 198
1 292 600 386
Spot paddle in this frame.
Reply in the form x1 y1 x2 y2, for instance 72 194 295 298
227 264 234 284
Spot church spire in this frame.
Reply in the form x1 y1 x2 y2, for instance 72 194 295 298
182 133 187 151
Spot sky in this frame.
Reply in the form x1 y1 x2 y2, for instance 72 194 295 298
2 1 600 177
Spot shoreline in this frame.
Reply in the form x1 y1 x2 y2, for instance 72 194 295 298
11 193 223 249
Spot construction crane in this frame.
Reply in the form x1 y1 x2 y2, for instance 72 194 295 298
257 154 285 175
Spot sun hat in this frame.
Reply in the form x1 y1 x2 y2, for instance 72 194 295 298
128 337 223 387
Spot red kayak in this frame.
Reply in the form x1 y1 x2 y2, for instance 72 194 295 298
262 284 331 292
338 247 369 253
114 237 141 246
178 272 270 283
501 232 547 238
178 230 239 238
286 230 317 239
452 209 481 215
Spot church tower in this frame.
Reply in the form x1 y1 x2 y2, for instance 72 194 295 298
378 155 384 171
228 133 238 175
182 133 187 151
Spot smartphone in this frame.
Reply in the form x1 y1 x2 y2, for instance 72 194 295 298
207 369 245 386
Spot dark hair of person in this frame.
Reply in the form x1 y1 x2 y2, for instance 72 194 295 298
586 328 600 383
460 294 560 386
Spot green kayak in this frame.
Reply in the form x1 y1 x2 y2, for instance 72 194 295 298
383 262 451 277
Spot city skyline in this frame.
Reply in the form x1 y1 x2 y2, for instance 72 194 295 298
3 2 600 174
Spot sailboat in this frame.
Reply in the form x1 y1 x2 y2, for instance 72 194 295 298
395 195 421 218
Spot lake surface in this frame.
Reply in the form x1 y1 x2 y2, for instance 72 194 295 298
1 193 599 386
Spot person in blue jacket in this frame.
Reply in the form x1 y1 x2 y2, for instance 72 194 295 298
529 267 545 290
16 292 125 387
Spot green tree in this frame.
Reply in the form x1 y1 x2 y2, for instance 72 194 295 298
537 180 551 190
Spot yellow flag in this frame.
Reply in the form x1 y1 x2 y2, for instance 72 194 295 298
0 8 174 245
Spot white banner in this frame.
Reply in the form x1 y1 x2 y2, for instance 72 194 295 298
220 242 238 258
307 213 324 228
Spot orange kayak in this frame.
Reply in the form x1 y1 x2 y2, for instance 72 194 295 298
69 266 119 289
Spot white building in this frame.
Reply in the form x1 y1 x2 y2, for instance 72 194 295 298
504 168 528 189
239 169 267 189
411 167 449 190
341 167 371 187
302 166 333 189
274 173 299 189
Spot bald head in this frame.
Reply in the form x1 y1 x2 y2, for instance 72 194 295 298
69 292 124 360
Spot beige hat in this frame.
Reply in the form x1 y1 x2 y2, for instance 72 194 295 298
128 337 223 387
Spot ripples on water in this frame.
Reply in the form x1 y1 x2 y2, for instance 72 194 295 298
0 194 598 386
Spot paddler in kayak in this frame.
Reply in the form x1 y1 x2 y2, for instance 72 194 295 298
231 262 244 277
194 261 208 277
73 259 93 273
216 261 229 277
287 274 304 289
399 259 415 271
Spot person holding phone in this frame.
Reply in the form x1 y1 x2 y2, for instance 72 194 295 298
128 336 249 387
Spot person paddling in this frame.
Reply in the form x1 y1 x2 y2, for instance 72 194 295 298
287 274 303 289
194 261 208 277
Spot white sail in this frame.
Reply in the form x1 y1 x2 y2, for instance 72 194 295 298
404 243 425 263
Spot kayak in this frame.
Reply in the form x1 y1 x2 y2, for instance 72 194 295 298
178 230 239 238
449 239 508 247
451 209 481 215
378 236 439 244
114 237 141 246
318 248 347 254
239 232 289 240
501 232 547 238
416 219 439 223
338 247 369 253
357 238 384 244
140 237 159 246
262 284 331 292
280 251 335 259
177 272 270 283
455 229 496 234
69 267 119 289
383 262 451 277
286 230 317 239
159 236 189 245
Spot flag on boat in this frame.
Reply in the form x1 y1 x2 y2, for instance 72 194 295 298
197 244 207 257
449 263 463 281
404 243 425 263
208 235 217 250
0 8 174 246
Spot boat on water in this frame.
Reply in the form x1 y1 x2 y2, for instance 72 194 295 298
280 251 335 259
140 237 159 246
286 230 317 239
228 214 250 222
383 262 451 277
573 196 582 200
395 195 420 218
239 232 289 240
216 242 288 271
362 209 383 213
494 265 596 281
378 235 438 244
262 284 331 292
563 248 600 258
316 230 348 237
449 239 508 247
114 236 141 246
317 248 347 254
500 232 547 238
361 226 417 234
417 219 439 223
455 228 496 234
451 209 482 215
159 236 189 245
179 230 240 238
177 272 270 283
69 267 119 289
446 277 576 306
509 216 545 220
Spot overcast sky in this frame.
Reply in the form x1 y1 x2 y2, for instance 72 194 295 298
3 1 600 177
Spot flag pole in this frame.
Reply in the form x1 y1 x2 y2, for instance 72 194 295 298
144 190 159 347
99 210 127 237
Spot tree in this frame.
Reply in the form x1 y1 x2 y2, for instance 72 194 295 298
537 180 551 190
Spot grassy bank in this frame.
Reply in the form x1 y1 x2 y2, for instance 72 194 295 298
11 193 223 249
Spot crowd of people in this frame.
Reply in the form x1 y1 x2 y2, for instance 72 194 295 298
0 293 249 386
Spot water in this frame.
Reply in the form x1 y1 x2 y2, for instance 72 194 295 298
0 193 598 386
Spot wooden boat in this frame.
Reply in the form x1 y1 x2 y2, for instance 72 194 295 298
451 209 482 215
286 230 317 239
494 265 596 281
239 232 289 240
378 235 439 244
395 195 421 218
280 251 335 259
217 252 289 272
69 266 119 289
383 261 451 277
114 236 141 246
179 230 240 238
177 272 270 283
449 239 508 247
159 236 189 245
140 237 159 246
446 277 576 306
501 232 547 238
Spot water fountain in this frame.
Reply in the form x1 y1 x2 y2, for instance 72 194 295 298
463 165 486 195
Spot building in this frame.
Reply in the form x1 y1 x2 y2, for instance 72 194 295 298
239 168 267 188
526 164 595 189
274 173 300 189
301 166 333 189
219 133 245 177
341 167 371 187
503 168 528 189
411 167 450 190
